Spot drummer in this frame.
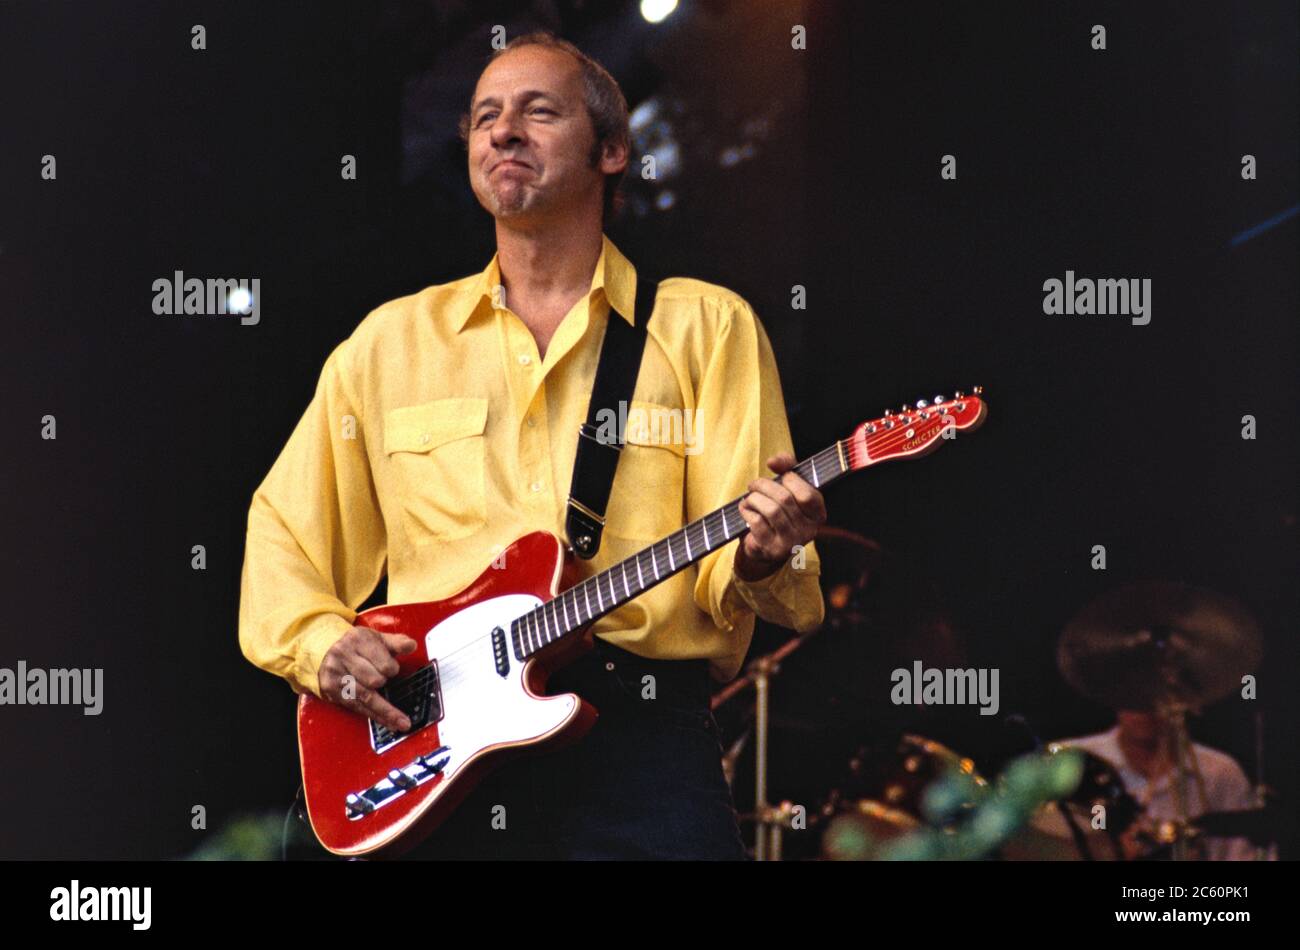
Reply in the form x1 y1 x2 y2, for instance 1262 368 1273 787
1054 710 1260 860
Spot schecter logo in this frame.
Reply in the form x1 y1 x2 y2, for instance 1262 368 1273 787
901 431 932 452
897 415 957 452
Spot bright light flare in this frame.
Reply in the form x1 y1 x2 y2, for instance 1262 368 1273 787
640 0 678 25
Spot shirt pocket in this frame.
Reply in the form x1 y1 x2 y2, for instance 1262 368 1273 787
383 397 489 543
603 400 687 542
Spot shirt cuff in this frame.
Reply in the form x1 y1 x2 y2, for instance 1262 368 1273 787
291 614 354 698
721 544 823 633
732 556 798 612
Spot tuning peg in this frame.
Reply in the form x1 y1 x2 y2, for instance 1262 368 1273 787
934 394 946 404
954 390 964 399
973 385 984 395
882 408 891 417
916 399 929 409
902 403 912 412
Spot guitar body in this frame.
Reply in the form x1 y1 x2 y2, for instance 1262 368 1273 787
297 530 599 858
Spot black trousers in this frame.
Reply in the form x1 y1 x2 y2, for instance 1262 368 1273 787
398 638 748 860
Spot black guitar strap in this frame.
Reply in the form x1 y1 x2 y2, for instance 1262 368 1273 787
565 276 659 559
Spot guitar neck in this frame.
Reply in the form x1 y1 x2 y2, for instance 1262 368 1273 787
509 439 855 662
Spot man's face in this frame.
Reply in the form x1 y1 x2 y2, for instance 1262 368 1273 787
466 46 620 223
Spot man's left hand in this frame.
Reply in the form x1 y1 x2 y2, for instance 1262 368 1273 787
734 452 827 581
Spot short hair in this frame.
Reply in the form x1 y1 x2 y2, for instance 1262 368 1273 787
458 31 630 223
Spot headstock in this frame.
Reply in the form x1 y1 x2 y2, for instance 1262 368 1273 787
844 387 987 471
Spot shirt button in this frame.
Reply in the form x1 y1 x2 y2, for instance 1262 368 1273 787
419 434 430 445
526 416 536 428
605 662 616 672
518 354 532 366
530 481 542 493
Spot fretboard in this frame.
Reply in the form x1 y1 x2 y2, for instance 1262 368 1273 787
509 439 851 661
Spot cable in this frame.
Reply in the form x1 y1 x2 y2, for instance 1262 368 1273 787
282 783 306 862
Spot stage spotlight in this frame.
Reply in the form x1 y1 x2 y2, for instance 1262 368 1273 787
227 287 254 314
640 0 678 25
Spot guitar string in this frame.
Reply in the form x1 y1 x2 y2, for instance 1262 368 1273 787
380 407 973 710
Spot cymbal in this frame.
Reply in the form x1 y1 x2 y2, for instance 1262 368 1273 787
1058 582 1262 711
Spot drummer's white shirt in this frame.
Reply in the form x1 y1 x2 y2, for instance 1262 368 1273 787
1056 726 1260 861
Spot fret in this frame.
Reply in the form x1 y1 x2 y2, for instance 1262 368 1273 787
810 460 820 488
561 594 573 631
635 554 645 589
596 574 606 612
684 527 693 560
651 545 659 578
723 510 731 539
607 571 617 609
621 561 631 599
668 539 676 571
529 612 541 652
583 583 593 620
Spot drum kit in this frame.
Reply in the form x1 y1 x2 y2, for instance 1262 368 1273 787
713 527 1289 860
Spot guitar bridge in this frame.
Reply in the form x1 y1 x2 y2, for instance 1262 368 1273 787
370 660 443 753
345 746 452 820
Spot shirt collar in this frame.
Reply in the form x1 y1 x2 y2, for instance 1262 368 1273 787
455 233 638 333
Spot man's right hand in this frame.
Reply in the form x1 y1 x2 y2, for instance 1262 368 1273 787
318 626 418 733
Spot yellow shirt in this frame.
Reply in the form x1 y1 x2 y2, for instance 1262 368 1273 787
238 234 823 697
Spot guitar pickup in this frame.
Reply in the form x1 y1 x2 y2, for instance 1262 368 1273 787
370 661 443 753
491 626 510 677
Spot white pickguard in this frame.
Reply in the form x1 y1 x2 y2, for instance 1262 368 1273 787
421 594 578 782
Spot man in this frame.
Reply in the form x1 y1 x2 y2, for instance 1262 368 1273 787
1052 711 1260 860
238 31 825 859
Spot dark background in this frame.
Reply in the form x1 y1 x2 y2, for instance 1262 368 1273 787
1 0 1295 859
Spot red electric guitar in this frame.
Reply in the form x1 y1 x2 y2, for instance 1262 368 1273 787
297 388 988 856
